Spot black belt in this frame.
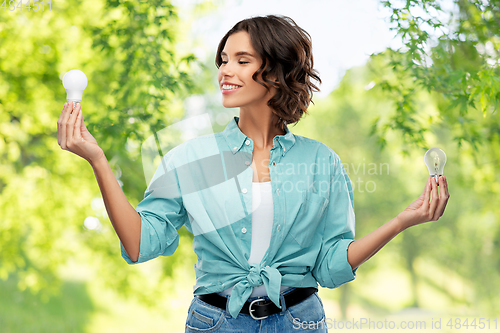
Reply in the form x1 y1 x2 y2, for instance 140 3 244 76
196 287 318 320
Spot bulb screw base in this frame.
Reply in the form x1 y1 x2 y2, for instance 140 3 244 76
431 174 441 185
66 100 80 110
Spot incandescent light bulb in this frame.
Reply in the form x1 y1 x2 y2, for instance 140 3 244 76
62 69 88 104
424 148 446 185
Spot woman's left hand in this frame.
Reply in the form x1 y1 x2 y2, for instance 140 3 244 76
397 176 450 230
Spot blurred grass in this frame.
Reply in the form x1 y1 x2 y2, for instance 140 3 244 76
0 259 193 333
0 273 94 333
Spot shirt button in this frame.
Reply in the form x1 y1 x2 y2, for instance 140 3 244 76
272 161 275 166
283 147 286 151
277 225 281 231
241 227 247 234
276 188 279 195
245 160 251 165
242 188 248 194
245 140 250 145
233 146 238 151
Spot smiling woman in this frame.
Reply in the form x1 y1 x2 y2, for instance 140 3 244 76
215 15 321 133
57 13 449 333
217 32 272 109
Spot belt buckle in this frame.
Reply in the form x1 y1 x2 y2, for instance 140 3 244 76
248 298 269 320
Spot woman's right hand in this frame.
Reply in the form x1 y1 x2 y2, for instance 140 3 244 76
57 101 105 165
396 176 450 230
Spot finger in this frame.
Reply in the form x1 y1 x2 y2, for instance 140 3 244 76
439 176 447 198
66 102 80 144
58 102 72 149
437 176 450 218
57 102 68 126
434 176 446 218
74 109 83 140
423 176 431 204
443 176 450 198
80 110 89 131
418 177 428 199
57 102 68 146
428 177 439 219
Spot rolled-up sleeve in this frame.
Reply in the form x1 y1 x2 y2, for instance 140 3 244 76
312 151 358 287
121 152 187 265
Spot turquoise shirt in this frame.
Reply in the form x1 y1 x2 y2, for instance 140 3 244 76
121 116 357 319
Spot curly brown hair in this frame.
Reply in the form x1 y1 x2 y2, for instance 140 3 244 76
216 15 322 132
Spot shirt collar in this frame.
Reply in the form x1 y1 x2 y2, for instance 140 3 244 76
222 116 295 157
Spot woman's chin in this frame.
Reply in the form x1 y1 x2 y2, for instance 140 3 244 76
221 100 239 109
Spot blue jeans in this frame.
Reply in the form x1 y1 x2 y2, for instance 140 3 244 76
184 288 328 332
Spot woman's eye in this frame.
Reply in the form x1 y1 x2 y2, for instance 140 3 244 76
220 60 248 64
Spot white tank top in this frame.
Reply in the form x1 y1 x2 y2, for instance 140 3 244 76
220 181 291 297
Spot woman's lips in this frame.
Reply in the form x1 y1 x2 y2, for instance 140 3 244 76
221 86 241 94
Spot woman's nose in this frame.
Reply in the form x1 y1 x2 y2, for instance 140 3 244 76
219 62 234 77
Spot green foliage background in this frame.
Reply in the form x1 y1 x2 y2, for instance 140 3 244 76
0 0 499 332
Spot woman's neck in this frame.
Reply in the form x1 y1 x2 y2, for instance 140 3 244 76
237 107 286 150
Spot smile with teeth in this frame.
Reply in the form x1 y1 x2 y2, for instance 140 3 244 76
222 84 241 90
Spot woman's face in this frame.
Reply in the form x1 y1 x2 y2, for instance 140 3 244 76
218 31 276 109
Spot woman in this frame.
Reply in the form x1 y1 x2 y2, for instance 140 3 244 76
57 15 449 333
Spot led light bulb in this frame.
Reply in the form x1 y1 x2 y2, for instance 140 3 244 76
62 69 88 103
424 148 446 185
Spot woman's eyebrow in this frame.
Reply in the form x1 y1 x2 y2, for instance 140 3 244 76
220 51 255 58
